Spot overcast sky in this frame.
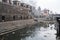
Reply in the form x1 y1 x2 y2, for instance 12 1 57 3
0 0 59 14
20 0 60 14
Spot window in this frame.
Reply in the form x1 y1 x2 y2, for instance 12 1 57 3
21 3 24 7
30 6 32 9
29 10 32 12
26 16 28 19
18 3 19 5
13 2 17 5
26 5 28 8
2 0 7 2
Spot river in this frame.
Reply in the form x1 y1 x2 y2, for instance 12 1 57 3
2 23 57 40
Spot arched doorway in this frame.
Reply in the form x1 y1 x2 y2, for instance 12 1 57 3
13 16 15 20
20 16 22 20
2 16 5 21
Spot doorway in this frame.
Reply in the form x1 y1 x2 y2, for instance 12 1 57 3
13 16 15 20
2 16 5 20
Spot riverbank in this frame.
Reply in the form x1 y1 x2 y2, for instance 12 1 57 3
0 23 56 40
0 19 37 35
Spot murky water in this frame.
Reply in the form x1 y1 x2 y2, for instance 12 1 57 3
2 23 57 40
21 24 56 40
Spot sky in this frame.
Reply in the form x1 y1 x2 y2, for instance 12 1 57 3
20 0 60 14
0 0 60 14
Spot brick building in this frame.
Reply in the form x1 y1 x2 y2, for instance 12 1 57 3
0 0 33 22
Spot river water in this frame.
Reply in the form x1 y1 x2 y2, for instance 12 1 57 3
3 23 57 40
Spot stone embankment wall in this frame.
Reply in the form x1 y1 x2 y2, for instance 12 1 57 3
0 19 37 35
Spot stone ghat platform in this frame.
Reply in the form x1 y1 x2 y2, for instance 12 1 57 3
0 19 37 35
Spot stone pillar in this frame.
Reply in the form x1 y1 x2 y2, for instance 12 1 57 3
9 0 12 4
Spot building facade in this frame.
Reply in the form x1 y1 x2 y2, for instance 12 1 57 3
42 9 49 16
0 0 33 22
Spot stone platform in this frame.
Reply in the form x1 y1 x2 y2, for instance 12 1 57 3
0 19 37 35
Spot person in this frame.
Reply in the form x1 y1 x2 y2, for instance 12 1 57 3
56 17 60 38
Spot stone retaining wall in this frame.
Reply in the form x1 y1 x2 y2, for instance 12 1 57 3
0 19 37 35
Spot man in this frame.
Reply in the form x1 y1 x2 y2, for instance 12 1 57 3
55 17 60 38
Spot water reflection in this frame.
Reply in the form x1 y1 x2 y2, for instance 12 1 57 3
21 24 56 40
3 23 57 40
